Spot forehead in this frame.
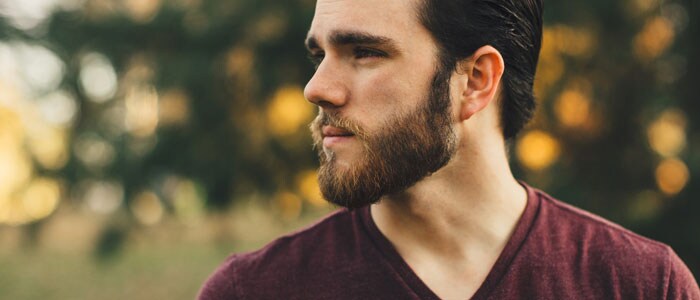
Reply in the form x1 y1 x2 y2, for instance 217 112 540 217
307 0 424 46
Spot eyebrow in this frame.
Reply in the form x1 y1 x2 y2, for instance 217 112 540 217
305 30 399 52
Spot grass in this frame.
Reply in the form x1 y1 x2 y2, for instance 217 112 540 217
0 241 235 299
0 203 337 300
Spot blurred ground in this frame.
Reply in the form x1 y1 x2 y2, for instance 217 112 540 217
0 201 334 300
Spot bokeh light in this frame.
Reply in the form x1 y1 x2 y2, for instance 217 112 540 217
266 85 314 136
297 170 325 207
275 192 302 221
647 108 687 157
159 89 191 127
548 25 597 58
124 85 160 137
252 10 288 42
10 43 65 94
0 0 83 31
0 107 33 201
79 52 118 103
73 133 116 171
634 16 675 62
130 191 164 226
123 0 161 23
26 125 70 170
0 177 61 226
36 90 79 128
516 130 561 171
535 25 597 99
627 0 658 17
21 178 61 221
80 180 124 215
226 47 255 78
168 178 206 226
655 158 690 196
555 89 591 129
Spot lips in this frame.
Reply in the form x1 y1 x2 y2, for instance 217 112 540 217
321 126 355 148
322 126 354 138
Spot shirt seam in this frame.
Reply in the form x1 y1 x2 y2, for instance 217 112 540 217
229 254 243 300
663 246 672 299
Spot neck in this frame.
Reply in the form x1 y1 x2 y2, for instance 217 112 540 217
371 131 527 267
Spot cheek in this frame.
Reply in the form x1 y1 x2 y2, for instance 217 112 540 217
354 70 429 119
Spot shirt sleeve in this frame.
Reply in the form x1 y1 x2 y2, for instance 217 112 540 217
666 249 700 300
197 254 240 300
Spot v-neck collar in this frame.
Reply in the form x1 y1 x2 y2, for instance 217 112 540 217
358 183 542 299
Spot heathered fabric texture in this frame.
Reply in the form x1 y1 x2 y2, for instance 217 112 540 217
198 184 700 299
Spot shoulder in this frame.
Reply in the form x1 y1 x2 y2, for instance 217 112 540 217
230 208 359 272
532 188 669 255
198 209 362 299
526 188 699 297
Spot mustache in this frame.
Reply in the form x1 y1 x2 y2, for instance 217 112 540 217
310 111 367 140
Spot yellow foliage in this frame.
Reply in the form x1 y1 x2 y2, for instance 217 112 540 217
125 85 160 137
634 16 675 61
266 85 314 136
0 107 33 199
647 109 686 157
297 170 326 207
226 47 254 77
276 192 302 221
655 158 689 196
131 191 164 225
536 25 597 99
551 25 597 58
26 126 70 170
0 178 61 225
555 90 591 128
21 178 61 220
124 0 162 23
172 179 206 225
159 89 190 126
516 130 561 171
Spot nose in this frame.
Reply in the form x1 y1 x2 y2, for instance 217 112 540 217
304 59 349 109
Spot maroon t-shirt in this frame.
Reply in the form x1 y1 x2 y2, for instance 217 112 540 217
198 184 700 299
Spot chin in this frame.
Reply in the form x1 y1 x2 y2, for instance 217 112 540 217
324 147 362 167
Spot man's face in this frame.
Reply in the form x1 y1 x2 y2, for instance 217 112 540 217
305 0 457 208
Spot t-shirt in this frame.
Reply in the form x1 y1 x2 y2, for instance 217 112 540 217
198 183 700 299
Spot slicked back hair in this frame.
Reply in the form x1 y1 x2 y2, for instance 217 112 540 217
418 0 543 140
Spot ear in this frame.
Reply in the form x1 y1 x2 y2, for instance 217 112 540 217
457 46 505 121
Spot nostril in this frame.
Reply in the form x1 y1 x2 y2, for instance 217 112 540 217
317 100 339 109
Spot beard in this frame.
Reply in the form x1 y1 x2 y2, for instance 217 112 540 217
310 64 457 209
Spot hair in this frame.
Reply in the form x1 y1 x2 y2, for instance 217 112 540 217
417 0 543 140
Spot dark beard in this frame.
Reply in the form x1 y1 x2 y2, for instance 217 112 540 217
310 65 457 209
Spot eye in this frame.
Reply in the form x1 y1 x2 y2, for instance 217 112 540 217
307 51 325 67
353 47 386 59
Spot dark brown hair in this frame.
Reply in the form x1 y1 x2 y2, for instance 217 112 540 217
418 0 544 140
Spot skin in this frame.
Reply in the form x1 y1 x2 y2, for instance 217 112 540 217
304 0 527 299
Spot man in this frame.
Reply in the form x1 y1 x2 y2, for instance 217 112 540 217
199 0 700 299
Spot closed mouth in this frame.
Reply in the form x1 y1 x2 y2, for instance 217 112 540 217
322 126 354 138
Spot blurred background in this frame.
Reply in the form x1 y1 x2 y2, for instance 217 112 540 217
0 0 697 298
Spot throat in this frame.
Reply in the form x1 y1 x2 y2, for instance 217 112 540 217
368 178 527 300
